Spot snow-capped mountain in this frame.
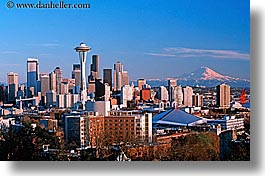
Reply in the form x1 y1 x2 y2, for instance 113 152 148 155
180 66 231 81
131 66 250 88
176 66 250 87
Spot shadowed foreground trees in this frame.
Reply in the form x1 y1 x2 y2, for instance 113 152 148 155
127 132 220 161
170 132 220 161
0 122 61 161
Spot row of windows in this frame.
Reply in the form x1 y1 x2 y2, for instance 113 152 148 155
106 127 134 131
107 132 135 135
105 123 134 127
106 119 134 122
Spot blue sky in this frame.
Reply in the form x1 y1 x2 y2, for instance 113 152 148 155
0 0 250 83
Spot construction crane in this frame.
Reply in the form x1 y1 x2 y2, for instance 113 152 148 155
240 89 247 105
16 96 37 114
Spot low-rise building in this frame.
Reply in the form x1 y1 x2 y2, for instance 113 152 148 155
207 116 244 131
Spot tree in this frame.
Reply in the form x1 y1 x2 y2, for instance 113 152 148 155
170 132 220 161
0 121 61 161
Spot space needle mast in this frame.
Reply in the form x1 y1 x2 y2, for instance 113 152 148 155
75 42 91 110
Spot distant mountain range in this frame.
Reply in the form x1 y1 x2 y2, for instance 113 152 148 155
132 66 250 88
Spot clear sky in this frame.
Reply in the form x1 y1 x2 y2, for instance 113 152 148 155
0 0 250 83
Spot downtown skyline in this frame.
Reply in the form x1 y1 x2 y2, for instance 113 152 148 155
0 0 250 83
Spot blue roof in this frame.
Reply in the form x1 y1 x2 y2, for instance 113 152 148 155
153 109 206 126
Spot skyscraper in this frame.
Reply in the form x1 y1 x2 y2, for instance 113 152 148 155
113 61 129 91
168 79 177 102
192 93 203 107
54 67 62 94
183 86 193 107
158 86 168 101
175 86 183 105
104 83 111 102
7 72 18 102
137 79 146 90
91 55 100 79
49 72 56 92
72 64 81 87
122 71 129 86
73 64 81 71
0 84 5 104
59 82 69 95
40 74 49 97
46 90 56 107
103 68 112 89
121 85 133 107
216 84 230 108
27 58 39 96
64 78 75 93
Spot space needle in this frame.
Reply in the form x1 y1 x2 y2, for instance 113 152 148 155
75 42 91 109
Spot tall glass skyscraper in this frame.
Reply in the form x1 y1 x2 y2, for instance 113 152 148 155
7 72 18 102
27 58 39 96
113 61 129 91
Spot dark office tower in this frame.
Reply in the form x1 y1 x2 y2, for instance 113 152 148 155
216 83 230 108
72 64 81 87
95 79 105 100
49 72 56 92
73 64 81 71
8 72 18 103
91 55 100 79
103 68 112 89
54 67 62 94
17 84 25 100
27 58 39 96
0 84 5 104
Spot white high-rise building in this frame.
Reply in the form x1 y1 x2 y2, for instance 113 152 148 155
104 83 111 101
56 94 64 108
64 94 72 108
192 93 203 107
183 86 193 107
158 86 168 101
71 94 79 107
135 113 153 143
216 84 230 108
175 86 183 105
85 100 110 116
121 85 133 107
